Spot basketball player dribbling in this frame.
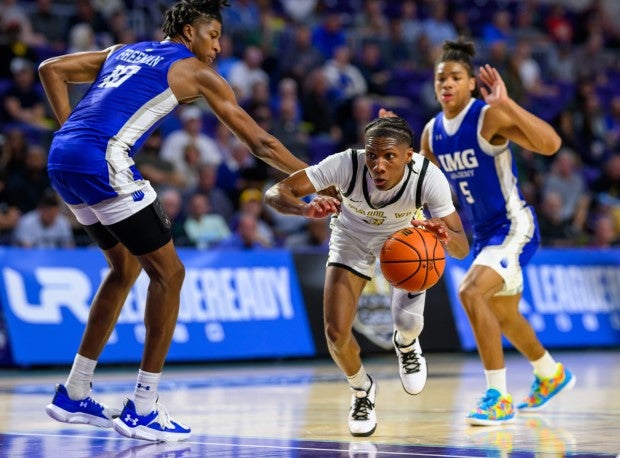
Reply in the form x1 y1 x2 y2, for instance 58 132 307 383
419 39 575 426
265 116 470 436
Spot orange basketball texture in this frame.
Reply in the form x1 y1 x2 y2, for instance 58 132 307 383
379 227 446 292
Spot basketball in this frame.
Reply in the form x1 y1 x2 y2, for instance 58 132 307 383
379 226 446 293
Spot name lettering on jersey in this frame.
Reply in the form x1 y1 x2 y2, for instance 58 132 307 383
437 148 479 172
395 211 413 218
116 49 165 67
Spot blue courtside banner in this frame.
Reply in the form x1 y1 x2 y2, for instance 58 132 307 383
0 247 315 366
444 248 620 350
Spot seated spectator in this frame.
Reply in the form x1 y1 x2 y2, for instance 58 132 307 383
230 188 275 247
12 188 74 248
184 164 235 224
1 58 53 135
588 212 619 248
284 217 331 251
4 143 51 213
160 187 190 247
28 0 69 51
538 191 577 247
542 148 590 234
160 105 222 172
0 20 38 79
134 129 185 192
217 212 270 250
227 45 269 104
0 169 21 245
183 192 231 249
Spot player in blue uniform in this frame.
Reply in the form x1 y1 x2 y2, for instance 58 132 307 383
39 0 308 442
419 39 575 425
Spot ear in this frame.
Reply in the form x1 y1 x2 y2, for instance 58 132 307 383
406 147 414 163
469 76 476 93
183 23 194 42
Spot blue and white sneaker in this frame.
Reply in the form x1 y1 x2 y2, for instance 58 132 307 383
113 399 191 442
45 384 120 428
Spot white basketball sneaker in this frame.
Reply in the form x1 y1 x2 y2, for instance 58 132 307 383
348 377 377 437
393 331 427 395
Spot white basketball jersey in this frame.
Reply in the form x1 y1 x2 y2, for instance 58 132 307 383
305 149 455 239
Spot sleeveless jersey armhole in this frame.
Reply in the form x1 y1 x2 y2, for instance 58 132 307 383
415 157 429 209
342 149 358 197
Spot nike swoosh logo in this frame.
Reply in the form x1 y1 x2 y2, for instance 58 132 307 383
407 292 424 299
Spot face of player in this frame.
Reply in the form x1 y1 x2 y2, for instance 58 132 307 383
364 136 413 191
434 61 476 118
183 19 222 65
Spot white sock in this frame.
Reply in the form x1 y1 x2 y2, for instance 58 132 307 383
133 369 161 415
485 368 507 395
531 351 557 378
65 354 97 400
395 330 417 349
346 365 372 392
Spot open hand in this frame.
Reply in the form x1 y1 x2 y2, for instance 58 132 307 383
411 218 449 243
478 64 509 107
303 195 340 218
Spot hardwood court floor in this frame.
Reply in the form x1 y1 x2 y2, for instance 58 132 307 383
0 349 618 457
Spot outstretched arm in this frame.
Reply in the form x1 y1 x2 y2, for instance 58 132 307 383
177 62 308 174
479 64 561 156
265 170 340 218
38 45 123 125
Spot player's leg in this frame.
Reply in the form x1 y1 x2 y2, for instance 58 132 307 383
391 289 427 394
459 264 515 426
490 293 575 413
105 203 190 442
324 265 377 437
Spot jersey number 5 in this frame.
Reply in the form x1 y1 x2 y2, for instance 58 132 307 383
459 181 475 204
98 64 141 89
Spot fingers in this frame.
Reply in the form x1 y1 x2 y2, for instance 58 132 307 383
304 196 340 218
378 108 398 118
410 219 450 242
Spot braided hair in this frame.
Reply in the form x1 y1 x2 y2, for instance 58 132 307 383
161 0 231 39
437 38 480 98
364 116 415 149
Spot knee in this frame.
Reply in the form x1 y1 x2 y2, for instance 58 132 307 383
324 321 350 350
393 311 424 341
458 282 482 313
108 256 142 289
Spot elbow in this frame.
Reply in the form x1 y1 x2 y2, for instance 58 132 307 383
541 132 562 156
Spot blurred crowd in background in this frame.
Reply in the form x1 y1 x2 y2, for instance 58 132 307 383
0 0 619 251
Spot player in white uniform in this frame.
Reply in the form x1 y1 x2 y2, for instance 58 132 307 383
419 39 575 426
265 116 469 436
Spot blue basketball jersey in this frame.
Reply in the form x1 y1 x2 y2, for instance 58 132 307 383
429 98 536 240
48 41 194 175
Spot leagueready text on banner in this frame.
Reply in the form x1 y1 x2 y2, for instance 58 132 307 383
0 247 315 366
443 248 620 350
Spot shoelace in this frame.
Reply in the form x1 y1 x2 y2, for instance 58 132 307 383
477 391 500 410
351 394 374 420
152 402 176 430
398 346 422 374
527 377 542 399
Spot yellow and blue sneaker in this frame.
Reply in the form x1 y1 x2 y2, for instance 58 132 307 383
466 388 515 426
518 363 575 412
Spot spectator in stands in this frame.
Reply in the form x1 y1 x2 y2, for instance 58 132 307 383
183 192 231 249
4 143 50 213
589 153 620 230
66 0 111 48
12 188 74 248
278 23 325 88
231 187 275 247
1 58 53 134
0 169 21 245
311 9 346 60
400 0 424 45
184 163 234 224
322 45 368 104
0 126 29 173
227 45 269 103
352 0 389 44
284 217 330 251
271 97 309 162
216 137 258 203
538 191 577 247
420 0 457 47
355 41 391 96
214 35 239 81
542 148 590 237
341 96 375 149
217 211 270 250
160 187 189 247
481 10 514 48
134 129 185 192
160 105 222 173
28 0 69 51
0 20 38 79
301 68 342 143
589 212 619 248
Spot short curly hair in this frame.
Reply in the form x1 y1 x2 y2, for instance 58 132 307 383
161 0 231 38
364 116 415 148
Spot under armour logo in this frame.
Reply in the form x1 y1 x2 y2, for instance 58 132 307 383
137 383 150 391
500 258 509 268
79 401 88 408
124 414 139 426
